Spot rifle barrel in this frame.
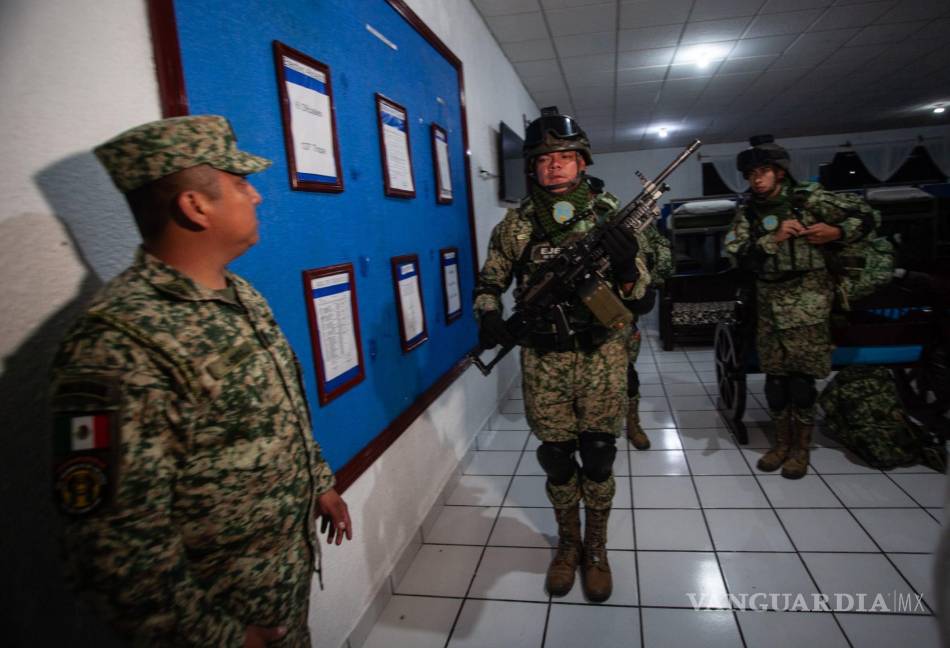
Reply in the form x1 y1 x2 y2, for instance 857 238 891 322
652 139 702 188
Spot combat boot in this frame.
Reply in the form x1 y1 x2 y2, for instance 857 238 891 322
581 507 612 602
626 402 651 450
782 421 812 479
546 505 582 596
757 410 792 472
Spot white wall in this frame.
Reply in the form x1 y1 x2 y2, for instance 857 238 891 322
593 124 950 208
0 0 532 646
1 1 160 645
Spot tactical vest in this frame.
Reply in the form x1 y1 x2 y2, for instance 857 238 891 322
816 192 894 308
513 191 617 338
746 184 827 276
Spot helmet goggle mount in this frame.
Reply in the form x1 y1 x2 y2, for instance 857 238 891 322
736 134 791 177
524 106 593 192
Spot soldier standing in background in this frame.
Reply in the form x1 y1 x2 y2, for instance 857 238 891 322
626 224 673 450
50 115 352 647
474 107 652 602
724 135 875 479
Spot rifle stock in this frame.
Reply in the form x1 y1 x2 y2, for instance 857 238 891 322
471 139 701 376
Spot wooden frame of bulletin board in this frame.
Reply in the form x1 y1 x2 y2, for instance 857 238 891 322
146 0 479 492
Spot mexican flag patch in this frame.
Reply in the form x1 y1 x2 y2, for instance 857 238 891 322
55 412 112 454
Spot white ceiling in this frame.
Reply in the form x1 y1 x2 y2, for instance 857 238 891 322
472 0 950 152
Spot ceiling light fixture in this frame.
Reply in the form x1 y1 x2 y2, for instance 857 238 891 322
934 106 946 114
674 44 728 69
658 127 669 138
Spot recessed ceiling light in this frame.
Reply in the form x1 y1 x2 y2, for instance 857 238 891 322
674 44 728 68
935 106 946 114
658 127 668 138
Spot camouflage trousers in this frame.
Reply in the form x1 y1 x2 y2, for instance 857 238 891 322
756 319 831 424
625 326 642 406
756 318 833 378
756 273 834 378
522 334 627 510
545 472 616 511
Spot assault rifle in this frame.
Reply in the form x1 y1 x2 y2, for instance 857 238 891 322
471 139 701 376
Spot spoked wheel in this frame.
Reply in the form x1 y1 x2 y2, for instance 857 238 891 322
715 321 748 444
896 341 950 439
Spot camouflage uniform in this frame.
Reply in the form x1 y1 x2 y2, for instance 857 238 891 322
50 115 334 646
819 366 945 471
625 224 673 446
725 176 875 479
51 250 335 646
474 187 650 510
724 179 871 422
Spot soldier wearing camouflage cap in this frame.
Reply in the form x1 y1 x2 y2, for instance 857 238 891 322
725 134 877 479
474 107 652 602
50 115 351 647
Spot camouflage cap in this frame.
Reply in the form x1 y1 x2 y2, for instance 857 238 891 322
94 115 272 193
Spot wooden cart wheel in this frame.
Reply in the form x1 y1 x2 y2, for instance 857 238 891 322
896 341 950 438
715 321 748 443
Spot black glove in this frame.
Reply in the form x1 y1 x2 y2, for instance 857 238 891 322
478 310 515 349
602 227 640 283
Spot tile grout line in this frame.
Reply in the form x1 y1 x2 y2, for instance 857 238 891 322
722 398 856 646
658 335 751 648
441 387 533 648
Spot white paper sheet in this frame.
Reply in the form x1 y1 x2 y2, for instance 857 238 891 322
443 252 460 316
380 102 414 192
284 57 338 181
435 129 452 199
311 273 358 382
397 263 424 341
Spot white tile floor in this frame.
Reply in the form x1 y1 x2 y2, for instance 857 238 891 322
361 318 944 648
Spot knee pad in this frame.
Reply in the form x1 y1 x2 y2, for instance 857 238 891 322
578 432 617 483
764 374 789 412
788 373 817 409
536 440 578 485
627 363 640 397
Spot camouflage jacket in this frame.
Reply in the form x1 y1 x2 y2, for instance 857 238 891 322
50 249 335 646
724 181 874 327
473 188 651 329
724 180 873 278
642 224 673 288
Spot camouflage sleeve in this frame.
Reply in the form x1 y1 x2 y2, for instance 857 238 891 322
310 445 336 497
51 326 246 646
617 234 652 301
473 211 518 319
723 205 753 260
808 189 877 244
643 225 673 286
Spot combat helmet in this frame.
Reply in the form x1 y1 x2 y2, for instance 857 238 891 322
523 106 593 170
736 134 791 176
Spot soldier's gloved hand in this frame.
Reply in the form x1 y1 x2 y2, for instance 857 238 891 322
603 227 640 283
478 310 515 349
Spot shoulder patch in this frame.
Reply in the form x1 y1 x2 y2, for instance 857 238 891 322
51 375 121 516
761 214 780 232
55 455 109 516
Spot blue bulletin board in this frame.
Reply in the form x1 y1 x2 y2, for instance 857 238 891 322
156 0 478 487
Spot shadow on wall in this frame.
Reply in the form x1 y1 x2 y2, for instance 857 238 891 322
0 151 136 647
